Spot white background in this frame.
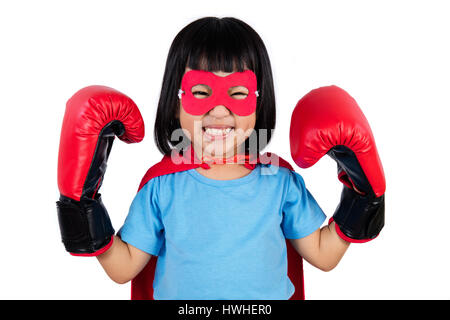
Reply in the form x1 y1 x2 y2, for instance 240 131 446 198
1 0 449 299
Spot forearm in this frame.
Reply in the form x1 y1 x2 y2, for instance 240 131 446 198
315 222 350 271
290 222 350 272
97 235 151 284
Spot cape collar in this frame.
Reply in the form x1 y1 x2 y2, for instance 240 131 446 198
179 144 259 170
138 144 294 192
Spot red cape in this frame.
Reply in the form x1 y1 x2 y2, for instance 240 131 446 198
130 148 305 300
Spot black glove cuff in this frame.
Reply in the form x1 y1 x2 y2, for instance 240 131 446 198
56 194 115 255
332 186 385 241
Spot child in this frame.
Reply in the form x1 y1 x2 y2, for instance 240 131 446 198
57 16 384 300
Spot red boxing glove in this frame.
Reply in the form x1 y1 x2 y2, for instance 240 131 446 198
57 85 144 256
290 85 385 243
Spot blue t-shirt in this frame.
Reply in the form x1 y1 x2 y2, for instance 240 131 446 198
119 163 326 300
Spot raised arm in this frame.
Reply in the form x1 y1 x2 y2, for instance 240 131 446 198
288 85 386 269
56 85 145 268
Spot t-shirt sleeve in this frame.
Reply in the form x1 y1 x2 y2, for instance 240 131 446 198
281 171 327 239
118 178 164 256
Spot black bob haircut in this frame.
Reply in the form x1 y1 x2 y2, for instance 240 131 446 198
154 17 276 155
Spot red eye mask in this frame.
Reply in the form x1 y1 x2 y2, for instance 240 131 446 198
179 70 258 116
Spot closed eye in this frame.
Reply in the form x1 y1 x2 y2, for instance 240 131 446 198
191 84 212 99
228 86 249 100
231 92 248 97
193 91 209 97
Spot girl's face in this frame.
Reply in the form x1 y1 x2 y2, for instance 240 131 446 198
178 68 256 160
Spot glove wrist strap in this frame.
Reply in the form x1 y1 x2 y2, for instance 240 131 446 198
56 194 115 256
331 186 385 243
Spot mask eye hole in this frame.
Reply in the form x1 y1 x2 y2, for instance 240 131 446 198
191 84 212 99
228 86 249 100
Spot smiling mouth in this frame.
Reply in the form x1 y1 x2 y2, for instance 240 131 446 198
202 126 235 140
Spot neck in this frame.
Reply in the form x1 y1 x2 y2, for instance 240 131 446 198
193 143 246 163
196 161 252 180
191 144 254 180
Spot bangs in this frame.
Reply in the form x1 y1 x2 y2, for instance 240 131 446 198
184 18 257 73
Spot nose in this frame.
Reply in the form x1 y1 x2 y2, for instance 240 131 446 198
208 104 231 118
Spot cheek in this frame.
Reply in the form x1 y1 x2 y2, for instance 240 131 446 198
236 114 256 130
232 114 256 143
179 108 203 139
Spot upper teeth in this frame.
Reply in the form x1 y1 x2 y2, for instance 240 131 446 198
204 127 233 135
